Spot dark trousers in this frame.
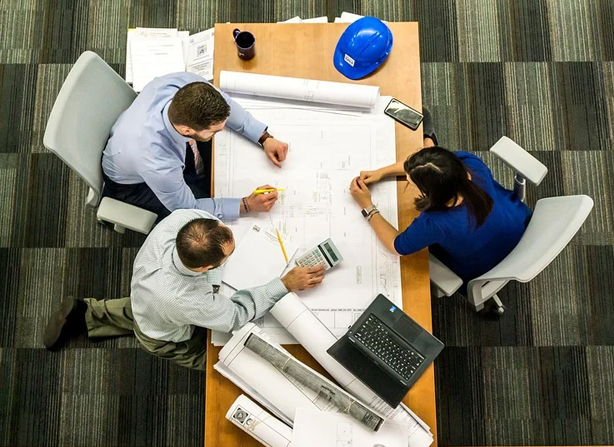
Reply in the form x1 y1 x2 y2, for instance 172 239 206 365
102 140 212 222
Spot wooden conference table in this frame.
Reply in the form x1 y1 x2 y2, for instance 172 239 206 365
205 22 435 447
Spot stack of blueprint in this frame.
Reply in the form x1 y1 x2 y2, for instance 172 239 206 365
278 12 374 23
212 71 401 346
125 27 214 91
215 293 435 447
278 16 328 23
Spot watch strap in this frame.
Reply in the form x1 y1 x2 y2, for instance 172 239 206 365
361 204 377 218
258 129 273 146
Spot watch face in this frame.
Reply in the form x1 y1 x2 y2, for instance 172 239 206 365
361 209 369 217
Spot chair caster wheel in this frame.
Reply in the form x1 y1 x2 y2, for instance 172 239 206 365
97 219 111 228
493 305 505 316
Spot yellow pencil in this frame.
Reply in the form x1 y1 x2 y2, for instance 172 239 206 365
275 229 289 262
253 188 285 195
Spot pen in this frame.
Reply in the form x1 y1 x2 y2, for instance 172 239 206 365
253 188 285 195
275 229 289 262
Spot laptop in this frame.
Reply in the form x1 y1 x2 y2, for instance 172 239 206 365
327 294 444 408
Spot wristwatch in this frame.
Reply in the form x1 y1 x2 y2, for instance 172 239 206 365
258 129 273 147
361 204 377 219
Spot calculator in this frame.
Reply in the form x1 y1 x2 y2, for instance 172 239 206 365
295 238 343 270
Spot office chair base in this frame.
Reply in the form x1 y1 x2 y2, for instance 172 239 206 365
487 294 505 315
473 294 505 315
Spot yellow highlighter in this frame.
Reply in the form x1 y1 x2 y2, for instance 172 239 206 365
253 188 285 195
275 229 289 262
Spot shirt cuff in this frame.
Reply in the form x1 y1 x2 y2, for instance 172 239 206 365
245 120 268 145
265 278 289 302
221 198 241 220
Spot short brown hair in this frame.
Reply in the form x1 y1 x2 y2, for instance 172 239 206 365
168 82 231 131
176 218 234 269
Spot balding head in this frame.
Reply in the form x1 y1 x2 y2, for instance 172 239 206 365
176 218 234 270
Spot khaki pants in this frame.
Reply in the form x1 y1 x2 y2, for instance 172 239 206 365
84 297 208 371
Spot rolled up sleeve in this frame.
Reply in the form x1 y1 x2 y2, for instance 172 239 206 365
139 165 240 220
219 90 267 144
193 278 289 333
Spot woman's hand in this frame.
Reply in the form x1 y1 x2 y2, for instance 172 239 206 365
359 169 383 185
349 176 373 209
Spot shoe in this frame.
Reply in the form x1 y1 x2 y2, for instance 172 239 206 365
43 297 88 351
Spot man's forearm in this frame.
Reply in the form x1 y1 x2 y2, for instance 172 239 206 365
196 197 241 220
223 94 267 143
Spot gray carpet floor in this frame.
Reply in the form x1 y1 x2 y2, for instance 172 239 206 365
0 0 613 445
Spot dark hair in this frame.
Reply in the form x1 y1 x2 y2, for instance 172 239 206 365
403 147 494 228
168 82 231 131
176 218 234 269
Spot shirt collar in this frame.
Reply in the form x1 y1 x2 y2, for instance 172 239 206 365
171 248 203 277
163 101 192 147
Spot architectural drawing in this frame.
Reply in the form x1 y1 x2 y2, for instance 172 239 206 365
214 77 402 342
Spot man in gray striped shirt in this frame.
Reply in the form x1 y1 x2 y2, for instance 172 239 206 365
43 209 325 370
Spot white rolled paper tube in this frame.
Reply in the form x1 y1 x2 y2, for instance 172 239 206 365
270 293 423 422
220 71 380 109
270 292 358 389
226 394 293 447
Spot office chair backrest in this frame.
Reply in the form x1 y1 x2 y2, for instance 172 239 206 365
468 195 593 293
43 51 137 205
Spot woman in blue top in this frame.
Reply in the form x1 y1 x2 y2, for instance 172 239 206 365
349 146 532 287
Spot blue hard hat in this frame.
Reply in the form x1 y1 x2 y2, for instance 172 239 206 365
333 17 393 80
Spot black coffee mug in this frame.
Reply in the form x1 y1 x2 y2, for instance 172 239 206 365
233 28 256 60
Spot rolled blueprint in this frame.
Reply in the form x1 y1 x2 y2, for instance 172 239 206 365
220 71 380 109
226 395 293 447
270 293 435 447
217 324 346 425
244 333 384 432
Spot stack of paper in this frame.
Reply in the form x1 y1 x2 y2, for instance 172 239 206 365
279 16 328 23
333 11 387 23
214 72 401 347
123 13 369 92
270 293 435 446
293 409 408 447
217 319 434 447
333 11 365 23
185 28 215 80
125 27 214 92
279 12 367 24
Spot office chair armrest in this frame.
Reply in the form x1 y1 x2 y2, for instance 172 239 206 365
97 197 157 235
429 253 463 297
490 136 548 186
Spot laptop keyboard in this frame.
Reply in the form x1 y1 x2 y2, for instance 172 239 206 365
354 314 425 382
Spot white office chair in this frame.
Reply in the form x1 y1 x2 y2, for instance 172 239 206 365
429 136 594 315
43 51 157 234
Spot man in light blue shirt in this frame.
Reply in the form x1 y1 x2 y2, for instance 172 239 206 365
43 209 325 370
102 72 289 221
